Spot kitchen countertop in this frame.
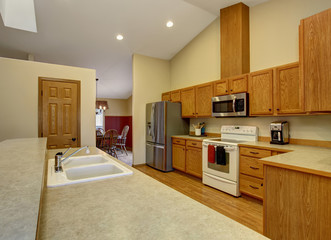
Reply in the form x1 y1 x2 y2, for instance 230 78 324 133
39 147 267 240
0 138 47 240
172 135 212 140
239 141 331 178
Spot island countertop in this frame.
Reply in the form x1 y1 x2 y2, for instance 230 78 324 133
239 141 331 178
0 138 47 240
39 147 267 240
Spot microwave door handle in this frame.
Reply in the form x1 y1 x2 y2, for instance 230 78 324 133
232 99 236 112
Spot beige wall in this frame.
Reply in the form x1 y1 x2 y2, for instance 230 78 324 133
97 97 132 116
168 0 331 142
170 18 220 90
250 0 331 71
127 95 132 115
0 57 96 146
191 115 331 141
132 54 170 165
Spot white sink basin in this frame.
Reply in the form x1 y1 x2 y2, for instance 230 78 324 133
47 154 133 187
63 155 108 168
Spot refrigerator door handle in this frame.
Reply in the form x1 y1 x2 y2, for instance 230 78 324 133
146 142 165 149
150 104 155 140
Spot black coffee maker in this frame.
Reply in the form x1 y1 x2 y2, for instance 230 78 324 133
270 121 289 145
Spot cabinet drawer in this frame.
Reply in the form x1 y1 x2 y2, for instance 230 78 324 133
240 147 271 158
240 174 264 200
186 140 202 148
172 138 185 145
240 156 264 179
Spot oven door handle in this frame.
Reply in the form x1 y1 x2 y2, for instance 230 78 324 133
202 143 237 151
203 172 236 184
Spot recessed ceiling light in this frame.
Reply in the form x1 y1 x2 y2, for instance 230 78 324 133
166 21 174 28
116 34 124 40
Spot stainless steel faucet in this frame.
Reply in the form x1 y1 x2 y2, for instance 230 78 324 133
54 146 90 172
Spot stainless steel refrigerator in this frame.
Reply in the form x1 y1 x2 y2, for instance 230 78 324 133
146 101 188 172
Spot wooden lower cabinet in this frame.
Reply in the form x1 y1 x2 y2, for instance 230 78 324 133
239 146 286 200
239 173 263 200
172 143 186 172
172 137 202 178
186 147 202 178
264 165 331 239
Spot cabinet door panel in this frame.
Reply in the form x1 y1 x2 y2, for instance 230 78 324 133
162 92 171 101
275 63 304 114
172 144 186 172
186 147 202 178
301 9 331 111
249 69 274 116
170 90 181 102
214 79 228 96
229 74 248 94
195 83 213 117
180 87 195 118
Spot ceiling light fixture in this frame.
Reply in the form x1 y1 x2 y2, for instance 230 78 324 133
116 34 124 40
166 21 174 28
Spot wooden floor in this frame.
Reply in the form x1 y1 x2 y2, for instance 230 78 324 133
134 165 263 234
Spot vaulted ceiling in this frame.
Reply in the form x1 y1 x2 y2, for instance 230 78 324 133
0 0 268 99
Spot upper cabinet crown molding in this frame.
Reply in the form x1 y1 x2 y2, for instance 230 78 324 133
220 2 250 78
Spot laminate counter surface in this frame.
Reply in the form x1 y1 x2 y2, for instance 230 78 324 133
0 138 47 240
240 141 331 177
39 148 267 240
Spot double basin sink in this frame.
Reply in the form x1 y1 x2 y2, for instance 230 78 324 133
47 154 133 187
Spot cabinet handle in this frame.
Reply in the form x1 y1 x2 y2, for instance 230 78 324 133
249 185 259 190
277 108 280 111
225 90 228 92
249 151 259 155
191 143 197 145
230 89 233 91
268 108 272 111
249 166 259 170
192 113 195 115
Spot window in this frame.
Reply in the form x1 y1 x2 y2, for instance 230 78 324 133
96 109 104 129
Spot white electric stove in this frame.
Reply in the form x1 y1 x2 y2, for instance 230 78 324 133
202 125 258 197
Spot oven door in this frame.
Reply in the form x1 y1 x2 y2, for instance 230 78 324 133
202 142 239 182
212 93 247 117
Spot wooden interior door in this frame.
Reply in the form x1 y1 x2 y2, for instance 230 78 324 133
39 78 81 149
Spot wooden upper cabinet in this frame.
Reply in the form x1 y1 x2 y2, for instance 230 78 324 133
249 69 274 116
195 83 213 117
214 79 228 96
228 74 248 94
162 92 171 101
300 8 331 112
170 90 181 102
214 74 248 96
274 62 304 115
220 3 250 78
180 87 196 118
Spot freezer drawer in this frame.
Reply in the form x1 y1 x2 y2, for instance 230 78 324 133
146 142 172 172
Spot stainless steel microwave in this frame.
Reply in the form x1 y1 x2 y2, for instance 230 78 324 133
212 93 248 117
